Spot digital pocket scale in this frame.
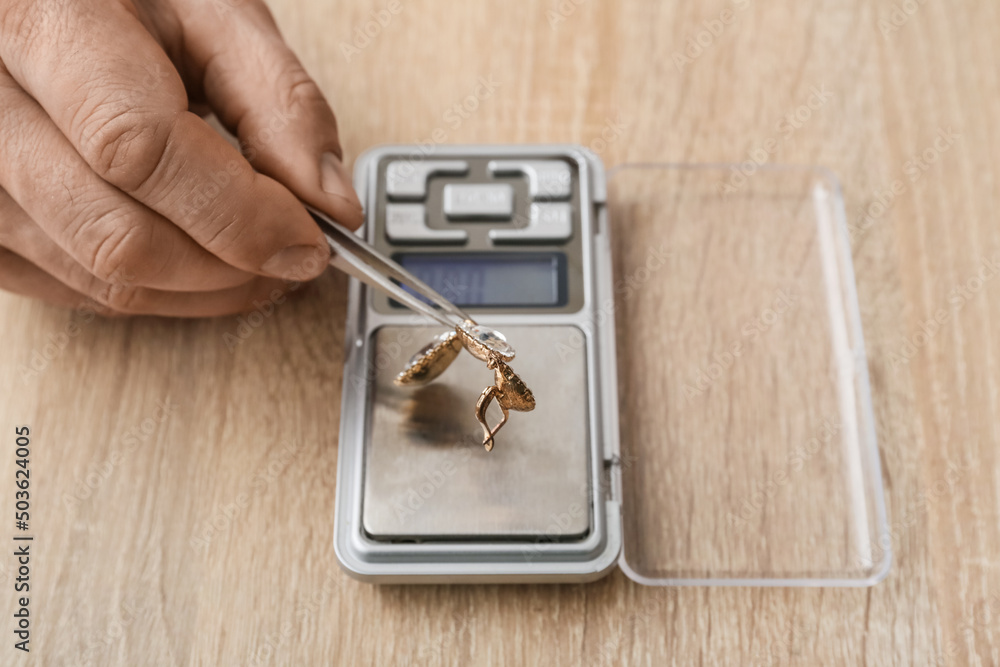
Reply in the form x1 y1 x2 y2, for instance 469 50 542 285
332 145 891 586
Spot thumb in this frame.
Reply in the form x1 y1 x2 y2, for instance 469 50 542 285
175 0 364 230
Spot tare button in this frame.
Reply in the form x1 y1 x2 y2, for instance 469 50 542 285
442 184 514 219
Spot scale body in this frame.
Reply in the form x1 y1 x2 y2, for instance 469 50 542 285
333 145 622 582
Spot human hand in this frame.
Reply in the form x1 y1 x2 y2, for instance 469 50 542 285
0 0 362 316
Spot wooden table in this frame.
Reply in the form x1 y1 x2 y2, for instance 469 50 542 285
2 0 998 664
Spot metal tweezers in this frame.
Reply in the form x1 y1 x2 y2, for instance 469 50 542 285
306 206 475 329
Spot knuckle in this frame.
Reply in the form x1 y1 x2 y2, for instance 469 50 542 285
276 64 326 115
75 101 176 194
78 215 155 286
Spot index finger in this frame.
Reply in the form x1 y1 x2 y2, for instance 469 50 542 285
0 0 330 281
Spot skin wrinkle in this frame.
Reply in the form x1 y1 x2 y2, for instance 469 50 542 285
100 281 143 312
63 191 131 251
87 216 151 284
177 143 259 242
199 207 255 259
80 106 153 176
92 114 175 195
69 55 188 186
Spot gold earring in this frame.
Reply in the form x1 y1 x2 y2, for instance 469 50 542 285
473 357 536 452
395 322 536 452
394 331 463 387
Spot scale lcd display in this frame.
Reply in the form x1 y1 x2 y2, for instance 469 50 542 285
395 253 567 308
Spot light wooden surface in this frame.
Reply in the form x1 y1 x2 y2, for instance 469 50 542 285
1 0 999 664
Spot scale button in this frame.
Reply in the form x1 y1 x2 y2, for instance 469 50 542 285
490 203 572 243
385 160 469 199
442 183 514 219
488 160 572 200
385 204 467 244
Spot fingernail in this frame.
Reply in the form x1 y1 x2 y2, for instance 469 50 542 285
321 152 361 206
260 243 329 281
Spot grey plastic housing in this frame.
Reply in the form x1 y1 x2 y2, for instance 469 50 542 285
332 145 622 583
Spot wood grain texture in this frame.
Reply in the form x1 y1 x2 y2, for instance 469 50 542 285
1 0 998 664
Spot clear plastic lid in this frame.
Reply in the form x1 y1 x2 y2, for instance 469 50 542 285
608 164 890 586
